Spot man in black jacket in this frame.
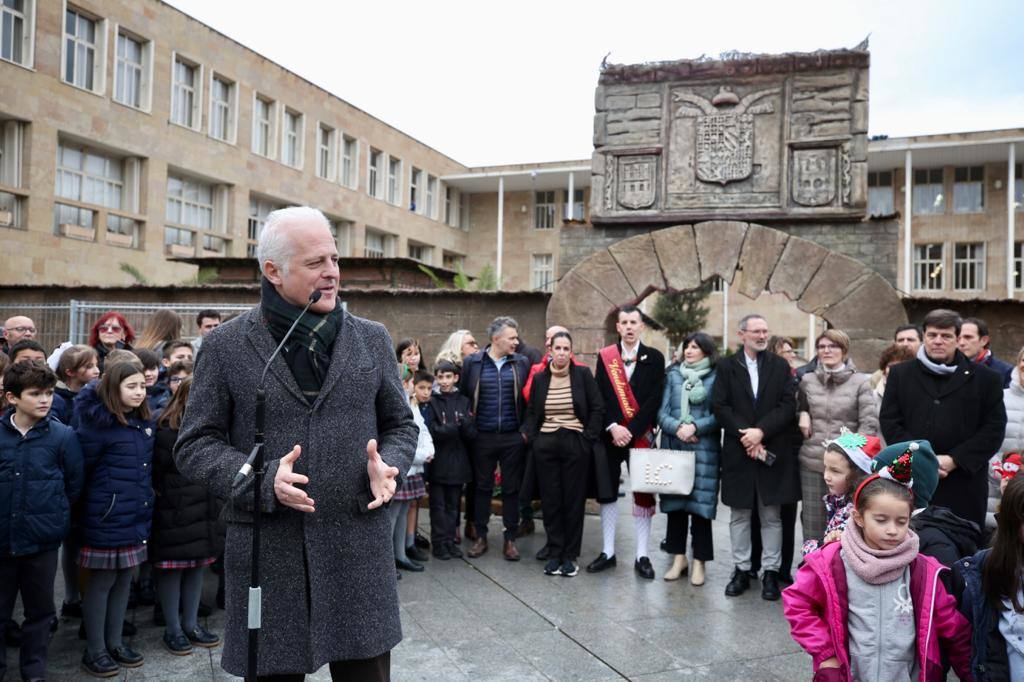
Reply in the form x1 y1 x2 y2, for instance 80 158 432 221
712 314 797 601
958 317 1014 388
587 306 665 579
880 308 1007 529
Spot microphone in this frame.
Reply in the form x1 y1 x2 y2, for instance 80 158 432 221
234 289 324 486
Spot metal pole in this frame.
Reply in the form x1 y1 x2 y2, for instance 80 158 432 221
496 176 504 288
567 172 575 220
721 280 729 354
1009 143 1016 299
68 300 79 345
246 389 266 682
904 150 913 292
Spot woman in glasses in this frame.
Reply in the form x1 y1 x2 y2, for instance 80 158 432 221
796 328 879 547
88 312 136 372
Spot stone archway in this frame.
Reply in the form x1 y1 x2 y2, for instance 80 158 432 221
546 220 907 370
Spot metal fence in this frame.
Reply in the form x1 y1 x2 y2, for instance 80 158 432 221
0 300 257 352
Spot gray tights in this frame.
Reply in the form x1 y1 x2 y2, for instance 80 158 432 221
388 500 411 562
157 567 204 636
82 568 133 655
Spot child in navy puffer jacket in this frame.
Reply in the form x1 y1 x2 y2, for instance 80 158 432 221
74 362 155 677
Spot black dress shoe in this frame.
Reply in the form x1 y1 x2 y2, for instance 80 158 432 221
634 556 655 580
445 541 463 559
761 570 782 601
406 545 430 563
725 568 751 597
396 558 424 572
535 545 551 561
585 553 617 573
185 625 220 648
81 650 119 678
108 644 144 667
778 572 795 586
433 544 452 560
414 531 431 549
162 631 193 656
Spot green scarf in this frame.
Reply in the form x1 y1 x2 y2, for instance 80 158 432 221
260 277 343 403
676 357 712 425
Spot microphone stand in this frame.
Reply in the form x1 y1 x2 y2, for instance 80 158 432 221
242 289 322 682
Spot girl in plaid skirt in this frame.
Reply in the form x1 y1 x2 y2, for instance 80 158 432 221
389 367 433 573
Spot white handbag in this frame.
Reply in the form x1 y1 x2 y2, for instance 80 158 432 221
629 447 696 496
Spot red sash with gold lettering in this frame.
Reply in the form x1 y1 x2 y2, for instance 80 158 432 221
599 344 656 512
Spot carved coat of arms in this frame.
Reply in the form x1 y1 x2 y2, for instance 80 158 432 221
617 155 657 209
792 148 837 207
674 86 778 185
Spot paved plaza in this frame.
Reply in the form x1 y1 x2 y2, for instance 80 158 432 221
18 493 812 681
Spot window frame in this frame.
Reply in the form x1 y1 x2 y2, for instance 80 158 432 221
169 51 203 132
1015 241 1023 291
340 135 358 189
315 122 336 181
251 92 277 159
952 241 986 291
409 167 422 212
386 155 401 205
0 119 27 230
0 0 35 69
367 148 383 199
912 167 945 215
912 242 945 292
425 175 437 219
563 188 585 221
534 190 556 229
867 170 894 216
165 171 229 257
207 72 237 144
363 227 394 258
280 107 304 169
407 240 431 264
531 253 555 292
112 26 151 112
61 4 106 95
246 195 283 257
952 165 985 214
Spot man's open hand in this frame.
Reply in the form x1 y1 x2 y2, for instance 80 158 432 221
367 439 400 510
274 445 315 513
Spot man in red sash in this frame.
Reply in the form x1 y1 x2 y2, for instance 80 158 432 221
588 306 665 579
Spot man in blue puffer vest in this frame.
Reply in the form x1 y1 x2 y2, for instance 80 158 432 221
0 360 84 681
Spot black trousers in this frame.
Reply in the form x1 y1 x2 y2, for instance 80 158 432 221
429 482 462 546
0 548 58 680
664 510 714 561
256 651 390 682
534 429 590 561
750 501 797 576
473 431 525 541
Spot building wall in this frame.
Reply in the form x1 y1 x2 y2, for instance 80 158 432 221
0 0 470 286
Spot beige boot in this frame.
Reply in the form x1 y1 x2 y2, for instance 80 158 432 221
690 559 705 586
663 554 688 581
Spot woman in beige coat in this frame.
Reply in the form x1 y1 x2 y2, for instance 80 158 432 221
797 328 878 544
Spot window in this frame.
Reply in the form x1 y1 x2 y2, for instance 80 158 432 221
328 218 352 257
209 74 236 143
442 251 464 271
341 135 357 189
912 168 944 214
953 166 984 213
531 254 555 292
407 242 431 263
171 54 202 130
459 192 470 230
535 191 556 229
0 120 26 229
281 108 303 168
367 148 382 198
63 7 105 93
247 196 282 257
1015 164 1023 213
563 188 585 220
409 167 422 212
386 156 401 205
165 174 228 256
252 94 276 158
1015 242 1023 290
1 0 34 67
425 175 437 218
444 186 453 225
953 242 985 291
363 228 394 258
54 139 140 246
316 123 336 180
113 30 149 110
913 243 944 291
709 276 724 292
868 170 894 216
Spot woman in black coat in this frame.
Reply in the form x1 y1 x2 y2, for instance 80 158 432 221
151 376 223 655
521 331 605 578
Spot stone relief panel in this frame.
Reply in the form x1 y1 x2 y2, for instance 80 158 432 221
791 147 838 207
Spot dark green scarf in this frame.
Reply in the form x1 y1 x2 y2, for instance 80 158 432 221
260 277 342 403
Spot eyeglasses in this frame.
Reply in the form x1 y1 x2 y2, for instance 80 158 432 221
4 326 35 334
816 344 841 351
168 376 186 384
98 324 123 332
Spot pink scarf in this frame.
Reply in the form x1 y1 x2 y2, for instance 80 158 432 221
840 522 919 585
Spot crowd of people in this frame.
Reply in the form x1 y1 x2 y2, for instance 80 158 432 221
1 277 1024 679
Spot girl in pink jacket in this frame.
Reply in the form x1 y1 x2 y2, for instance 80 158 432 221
782 442 973 681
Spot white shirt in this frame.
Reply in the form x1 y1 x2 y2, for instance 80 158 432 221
621 341 639 382
745 351 759 399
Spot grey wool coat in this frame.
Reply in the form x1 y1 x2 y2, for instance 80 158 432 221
174 307 417 677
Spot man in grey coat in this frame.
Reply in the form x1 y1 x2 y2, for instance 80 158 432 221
175 206 417 680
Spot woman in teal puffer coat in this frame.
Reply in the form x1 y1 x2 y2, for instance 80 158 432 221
657 332 721 587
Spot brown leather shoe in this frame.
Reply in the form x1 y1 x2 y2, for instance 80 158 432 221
464 522 478 542
503 539 521 561
467 537 488 558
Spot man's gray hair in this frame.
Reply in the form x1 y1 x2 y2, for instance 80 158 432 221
256 206 331 274
738 314 767 331
487 316 518 340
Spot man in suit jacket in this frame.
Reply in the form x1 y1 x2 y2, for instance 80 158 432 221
174 207 417 680
712 314 797 601
880 309 1006 529
587 306 666 579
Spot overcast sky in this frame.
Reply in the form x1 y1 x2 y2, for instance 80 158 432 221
166 0 1023 168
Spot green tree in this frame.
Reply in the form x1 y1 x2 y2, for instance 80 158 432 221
651 283 712 349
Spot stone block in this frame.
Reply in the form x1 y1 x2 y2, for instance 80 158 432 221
608 232 666 297
854 69 869 101
595 86 607 111
851 101 868 134
694 221 747 284
576 249 638 308
651 224 701 292
593 113 607 146
733 224 789 299
607 121 629 135
606 131 661 146
821 271 907 338
546 271 618 330
591 151 606 176
797 251 871 314
768 236 829 300
845 336 889 377
625 119 661 132
605 95 637 110
849 134 867 162
637 93 662 108
606 107 662 123
849 161 867 207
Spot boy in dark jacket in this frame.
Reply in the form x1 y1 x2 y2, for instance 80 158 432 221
0 361 84 680
427 361 476 560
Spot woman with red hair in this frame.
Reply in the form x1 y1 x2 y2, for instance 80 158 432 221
88 312 135 371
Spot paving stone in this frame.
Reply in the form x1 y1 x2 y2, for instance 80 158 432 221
767 236 830 300
650 224 701 292
797 251 872 314
694 221 748 284
608 232 667 297
733 224 789 299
